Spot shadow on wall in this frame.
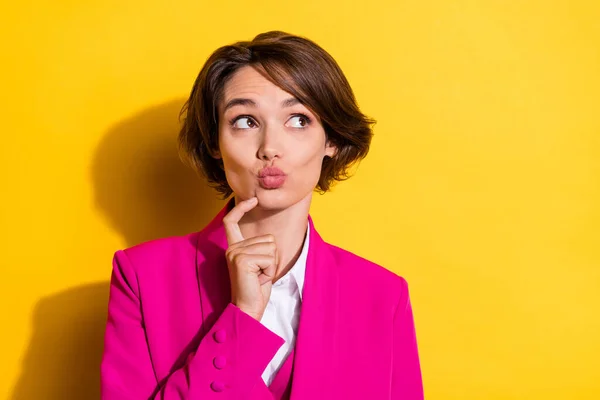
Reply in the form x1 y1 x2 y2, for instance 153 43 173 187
91 98 226 247
11 283 110 400
12 99 226 399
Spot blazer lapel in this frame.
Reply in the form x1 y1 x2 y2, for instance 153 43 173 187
196 199 234 336
289 216 340 398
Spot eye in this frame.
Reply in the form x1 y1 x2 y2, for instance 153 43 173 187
231 116 258 129
287 114 311 128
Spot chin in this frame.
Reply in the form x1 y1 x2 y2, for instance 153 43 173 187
255 189 292 210
232 181 313 211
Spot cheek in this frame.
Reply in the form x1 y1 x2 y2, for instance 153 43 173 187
217 142 241 173
292 143 327 185
219 138 250 170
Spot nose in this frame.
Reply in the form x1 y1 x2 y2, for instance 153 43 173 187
256 124 282 161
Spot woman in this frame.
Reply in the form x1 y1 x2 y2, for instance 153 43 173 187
101 31 423 399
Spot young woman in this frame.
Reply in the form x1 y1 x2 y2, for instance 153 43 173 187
101 31 423 399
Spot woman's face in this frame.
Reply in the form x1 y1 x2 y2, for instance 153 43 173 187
215 65 337 210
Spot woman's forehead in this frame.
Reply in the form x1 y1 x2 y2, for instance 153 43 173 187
220 66 299 110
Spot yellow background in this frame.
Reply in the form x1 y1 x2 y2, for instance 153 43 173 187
1 1 599 399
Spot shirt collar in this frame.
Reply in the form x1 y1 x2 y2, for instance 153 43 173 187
292 224 309 300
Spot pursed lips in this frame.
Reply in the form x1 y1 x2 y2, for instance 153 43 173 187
258 166 286 177
258 166 287 189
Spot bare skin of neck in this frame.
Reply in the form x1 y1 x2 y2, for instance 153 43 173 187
236 192 311 283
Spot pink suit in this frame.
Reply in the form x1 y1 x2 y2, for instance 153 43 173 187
101 200 423 399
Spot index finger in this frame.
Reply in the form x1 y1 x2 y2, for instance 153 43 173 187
223 197 258 245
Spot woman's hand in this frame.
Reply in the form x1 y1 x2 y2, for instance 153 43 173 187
223 197 278 321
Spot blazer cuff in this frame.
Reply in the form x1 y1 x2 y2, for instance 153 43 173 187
188 302 285 395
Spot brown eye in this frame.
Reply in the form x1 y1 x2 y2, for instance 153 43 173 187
232 117 257 129
288 115 310 128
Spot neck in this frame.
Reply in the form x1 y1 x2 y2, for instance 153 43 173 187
236 192 311 282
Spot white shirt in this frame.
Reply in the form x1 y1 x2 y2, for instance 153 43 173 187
259 225 309 386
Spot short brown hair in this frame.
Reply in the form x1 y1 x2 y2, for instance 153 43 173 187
178 30 375 199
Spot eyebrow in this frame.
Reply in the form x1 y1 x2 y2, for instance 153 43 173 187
223 97 302 112
281 97 301 108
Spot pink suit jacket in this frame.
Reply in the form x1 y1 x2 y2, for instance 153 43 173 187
101 199 423 399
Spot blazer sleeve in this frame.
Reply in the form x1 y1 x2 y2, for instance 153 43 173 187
391 278 424 399
101 250 283 400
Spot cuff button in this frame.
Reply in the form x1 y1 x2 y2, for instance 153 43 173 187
211 380 225 392
213 355 227 369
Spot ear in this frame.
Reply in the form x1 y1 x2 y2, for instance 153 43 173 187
325 140 337 158
211 149 222 159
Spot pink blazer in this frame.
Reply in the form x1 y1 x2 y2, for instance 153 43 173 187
101 200 423 399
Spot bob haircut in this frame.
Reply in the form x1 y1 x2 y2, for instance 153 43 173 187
178 30 375 199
